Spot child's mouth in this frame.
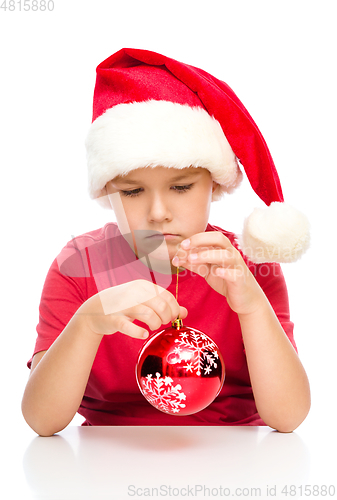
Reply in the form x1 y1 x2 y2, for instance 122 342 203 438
147 233 179 240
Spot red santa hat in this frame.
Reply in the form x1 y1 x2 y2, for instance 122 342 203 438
85 48 310 264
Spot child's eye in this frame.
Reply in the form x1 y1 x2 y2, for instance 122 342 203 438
172 184 193 193
121 188 143 197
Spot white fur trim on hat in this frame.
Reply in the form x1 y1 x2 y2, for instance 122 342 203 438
239 202 310 263
85 100 242 209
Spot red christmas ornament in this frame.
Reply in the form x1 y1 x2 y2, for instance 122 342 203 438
136 318 225 416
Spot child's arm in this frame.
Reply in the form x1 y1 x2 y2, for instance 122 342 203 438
173 232 311 432
22 280 187 436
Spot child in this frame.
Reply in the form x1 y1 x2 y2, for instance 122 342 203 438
22 48 311 436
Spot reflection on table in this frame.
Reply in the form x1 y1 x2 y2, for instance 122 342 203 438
23 426 311 499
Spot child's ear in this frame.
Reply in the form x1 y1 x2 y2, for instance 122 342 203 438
212 181 219 193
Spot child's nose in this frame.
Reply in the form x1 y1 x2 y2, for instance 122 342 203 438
147 195 172 222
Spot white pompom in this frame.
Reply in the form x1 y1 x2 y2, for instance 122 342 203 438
239 202 310 263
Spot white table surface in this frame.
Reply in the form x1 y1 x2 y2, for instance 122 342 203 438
2 416 336 500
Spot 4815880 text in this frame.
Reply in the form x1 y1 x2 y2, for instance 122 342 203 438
0 0 54 11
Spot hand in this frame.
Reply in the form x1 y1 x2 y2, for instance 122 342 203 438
76 279 188 339
172 232 265 316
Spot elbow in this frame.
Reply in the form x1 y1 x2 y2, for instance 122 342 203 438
21 401 67 437
23 415 67 437
260 399 311 434
270 421 303 434
22 412 56 437
34 427 57 438
22 414 54 437
264 416 306 434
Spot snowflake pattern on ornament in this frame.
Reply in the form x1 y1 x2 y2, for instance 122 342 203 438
141 373 187 413
174 330 219 376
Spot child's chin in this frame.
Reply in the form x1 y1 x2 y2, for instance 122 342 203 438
147 248 172 263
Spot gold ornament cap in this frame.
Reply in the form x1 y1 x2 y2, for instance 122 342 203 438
172 318 183 330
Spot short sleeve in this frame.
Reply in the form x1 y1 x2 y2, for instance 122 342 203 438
27 256 96 368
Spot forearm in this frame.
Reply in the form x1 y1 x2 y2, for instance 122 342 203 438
239 298 311 432
22 314 103 436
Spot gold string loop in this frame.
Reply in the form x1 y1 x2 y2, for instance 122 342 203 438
172 266 183 330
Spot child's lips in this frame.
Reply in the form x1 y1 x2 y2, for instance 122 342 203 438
146 231 180 240
146 232 180 240
163 233 180 240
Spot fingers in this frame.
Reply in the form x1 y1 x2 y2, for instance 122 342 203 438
187 247 239 266
112 315 150 339
173 232 234 265
124 294 188 333
81 280 188 340
114 305 187 340
112 287 188 340
181 231 233 253
172 232 247 283
173 246 242 273
143 289 180 324
215 266 246 281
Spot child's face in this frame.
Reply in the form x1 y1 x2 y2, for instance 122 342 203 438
105 166 216 269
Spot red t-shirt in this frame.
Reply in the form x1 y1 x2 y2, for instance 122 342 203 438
29 223 296 426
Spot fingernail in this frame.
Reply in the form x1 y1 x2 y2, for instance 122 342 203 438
181 239 190 249
142 331 149 339
172 256 179 266
216 267 226 277
189 253 198 261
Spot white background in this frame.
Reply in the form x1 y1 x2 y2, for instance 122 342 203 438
0 0 336 488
